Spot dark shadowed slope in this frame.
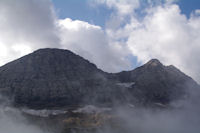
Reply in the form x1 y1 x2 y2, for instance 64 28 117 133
0 48 110 107
114 59 200 105
0 48 199 108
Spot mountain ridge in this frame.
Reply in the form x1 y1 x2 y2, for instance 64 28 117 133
0 48 199 108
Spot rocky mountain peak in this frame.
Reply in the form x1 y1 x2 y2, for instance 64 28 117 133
0 48 199 108
145 59 163 67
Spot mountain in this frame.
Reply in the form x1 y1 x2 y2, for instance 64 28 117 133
114 59 199 105
0 48 199 108
0 49 114 107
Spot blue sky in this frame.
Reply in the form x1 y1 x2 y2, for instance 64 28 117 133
52 0 112 27
51 0 200 70
52 0 200 27
0 0 200 81
178 0 200 16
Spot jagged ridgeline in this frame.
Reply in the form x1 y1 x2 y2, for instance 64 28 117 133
0 48 199 108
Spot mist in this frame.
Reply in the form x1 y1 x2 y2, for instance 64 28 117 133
0 84 200 133
0 95 50 133
111 106 200 133
1 88 200 133
99 87 200 133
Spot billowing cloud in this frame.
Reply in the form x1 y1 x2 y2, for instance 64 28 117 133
58 18 131 72
0 0 60 65
0 0 132 72
1 0 200 82
93 0 200 82
127 5 200 81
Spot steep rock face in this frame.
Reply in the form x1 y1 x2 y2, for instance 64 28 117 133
0 49 118 107
0 49 199 108
114 59 199 105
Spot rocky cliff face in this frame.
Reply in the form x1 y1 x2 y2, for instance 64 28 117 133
0 48 199 108
114 59 199 105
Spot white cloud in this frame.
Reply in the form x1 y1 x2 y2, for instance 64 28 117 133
93 0 140 16
93 0 200 82
1 0 200 82
194 9 200 16
0 0 131 72
59 18 101 31
126 4 200 81
58 18 131 72
0 0 60 65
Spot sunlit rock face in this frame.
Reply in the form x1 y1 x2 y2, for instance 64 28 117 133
0 48 199 108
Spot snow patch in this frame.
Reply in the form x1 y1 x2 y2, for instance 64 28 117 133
73 105 112 114
116 82 135 88
21 109 67 117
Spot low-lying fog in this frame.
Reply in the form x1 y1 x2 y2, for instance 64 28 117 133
0 91 200 133
0 95 50 133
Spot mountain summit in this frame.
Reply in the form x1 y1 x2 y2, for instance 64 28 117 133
0 48 108 107
0 48 199 108
145 59 163 67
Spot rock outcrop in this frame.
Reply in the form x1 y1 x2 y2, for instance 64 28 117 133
0 48 199 108
114 59 199 105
